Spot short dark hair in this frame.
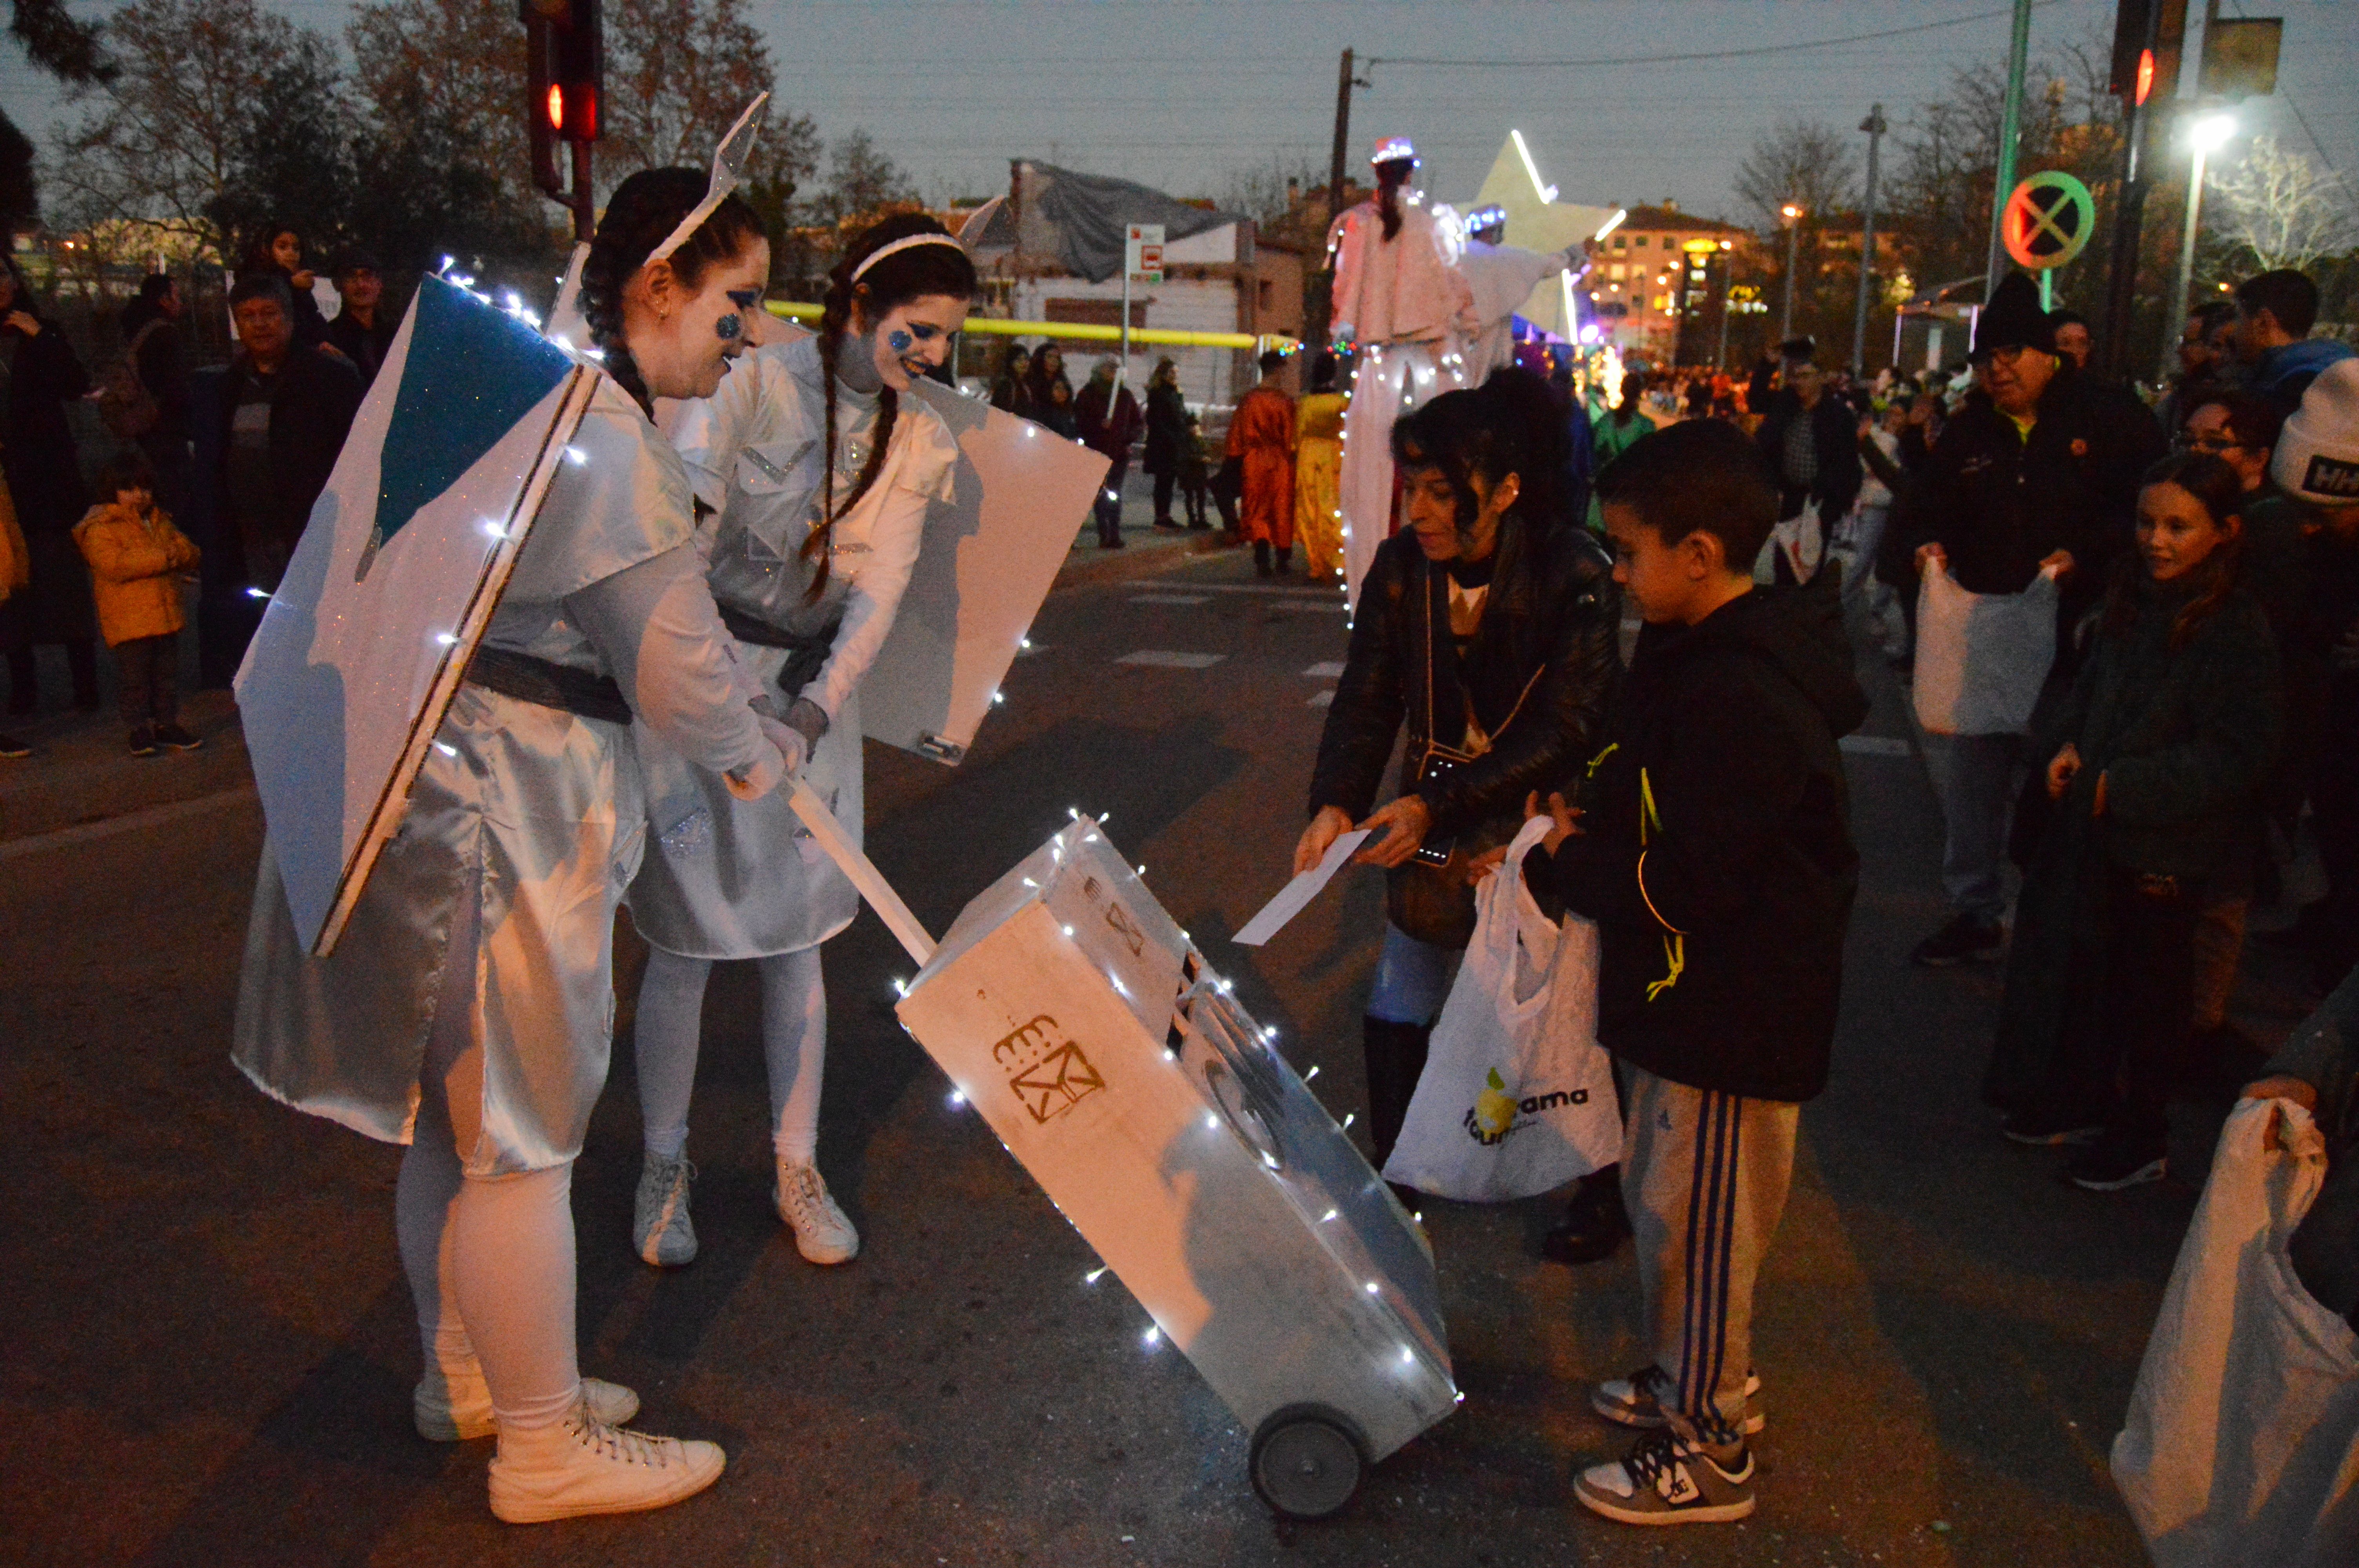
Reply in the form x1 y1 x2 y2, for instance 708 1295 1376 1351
2193 299 2239 334
135 274 175 307
2050 309 2089 330
1777 336 1816 363
100 447 157 497
2186 387 2285 452
2236 269 2321 338
1594 417 1777 570
229 272 293 314
1258 348 1288 377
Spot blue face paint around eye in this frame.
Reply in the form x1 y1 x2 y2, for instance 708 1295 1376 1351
888 328 914 353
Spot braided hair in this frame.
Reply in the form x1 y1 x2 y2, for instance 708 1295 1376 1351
806 212 978 601
576 167 765 415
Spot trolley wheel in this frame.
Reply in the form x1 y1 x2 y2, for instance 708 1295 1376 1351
1249 1405 1365 1520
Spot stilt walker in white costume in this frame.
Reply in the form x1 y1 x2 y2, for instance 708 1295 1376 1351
233 160 803 1523
1329 135 1477 608
626 214 971 1269
1456 204 1579 385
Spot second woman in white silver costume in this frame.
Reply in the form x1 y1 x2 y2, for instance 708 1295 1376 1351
626 214 974 1268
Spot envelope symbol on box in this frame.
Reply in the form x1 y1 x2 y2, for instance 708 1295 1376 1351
1010 1042 1105 1124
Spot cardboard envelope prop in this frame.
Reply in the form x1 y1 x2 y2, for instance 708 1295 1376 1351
859 378 1110 763
236 274 598 955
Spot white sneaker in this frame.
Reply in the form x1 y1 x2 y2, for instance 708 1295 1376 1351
415 1368 640 1442
487 1397 725 1524
634 1152 698 1267
774 1160 859 1265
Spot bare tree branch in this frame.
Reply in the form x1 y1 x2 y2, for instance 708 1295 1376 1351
2207 134 2359 273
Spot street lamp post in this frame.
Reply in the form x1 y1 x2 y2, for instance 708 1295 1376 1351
2157 111 2236 387
1852 105 1887 372
1715 239 1736 366
1779 203 1803 341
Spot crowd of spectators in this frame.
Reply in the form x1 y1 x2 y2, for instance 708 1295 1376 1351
0 226 367 759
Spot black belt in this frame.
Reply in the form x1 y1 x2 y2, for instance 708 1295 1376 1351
463 644 633 725
718 603 841 700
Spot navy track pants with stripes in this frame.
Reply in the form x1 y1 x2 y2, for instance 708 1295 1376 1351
1621 1062 1801 1449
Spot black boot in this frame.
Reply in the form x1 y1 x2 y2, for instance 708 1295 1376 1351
1541 1164 1631 1265
1274 546 1292 575
1253 540 1273 577
1361 1016 1433 1174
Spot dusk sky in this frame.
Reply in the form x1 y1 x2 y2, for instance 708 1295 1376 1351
10 0 2355 223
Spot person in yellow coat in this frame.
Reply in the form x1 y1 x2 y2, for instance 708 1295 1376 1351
1294 352 1349 581
72 450 201 756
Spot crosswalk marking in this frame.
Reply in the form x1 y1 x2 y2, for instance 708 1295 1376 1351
1306 691 1335 708
1115 650 1227 670
1130 594 1209 606
1302 662 1345 679
1839 734 1911 757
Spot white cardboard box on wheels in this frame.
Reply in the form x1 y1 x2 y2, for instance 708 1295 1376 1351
891 816 1458 1518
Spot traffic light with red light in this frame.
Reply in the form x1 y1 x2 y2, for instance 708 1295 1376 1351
522 0 601 201
2108 0 2186 104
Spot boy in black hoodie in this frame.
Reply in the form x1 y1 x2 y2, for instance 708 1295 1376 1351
1529 418 1867 1526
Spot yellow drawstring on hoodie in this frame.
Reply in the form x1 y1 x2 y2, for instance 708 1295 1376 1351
1637 767 1685 1001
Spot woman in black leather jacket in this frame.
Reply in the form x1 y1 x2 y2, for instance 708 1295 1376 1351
1295 370 1621 1177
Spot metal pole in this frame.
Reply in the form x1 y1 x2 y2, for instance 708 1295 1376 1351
1120 263 1131 392
1984 0 2035 298
1852 105 1886 371
2098 0 2180 379
1716 253 1734 365
1781 216 1800 340
2158 143 2211 387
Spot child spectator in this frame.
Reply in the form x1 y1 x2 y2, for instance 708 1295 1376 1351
72 452 202 756
1175 410 1211 530
1989 454 2283 1188
1525 417 1866 1526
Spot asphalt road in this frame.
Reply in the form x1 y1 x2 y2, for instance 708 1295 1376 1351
2 543 2310 1566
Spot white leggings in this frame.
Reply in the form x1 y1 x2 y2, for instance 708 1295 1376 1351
634 945 826 1165
393 878 581 1432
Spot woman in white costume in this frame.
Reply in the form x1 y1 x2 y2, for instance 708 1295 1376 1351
626 213 970 1269
233 168 803 1524
1328 134 1477 608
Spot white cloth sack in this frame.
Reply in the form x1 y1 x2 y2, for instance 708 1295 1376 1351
1383 817 1621 1201
2112 1098 2359 1568
1910 558 2058 736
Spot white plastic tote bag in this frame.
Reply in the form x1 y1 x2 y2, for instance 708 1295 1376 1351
1911 557 2059 736
1753 499 1827 586
2112 1098 2359 1568
1383 817 1621 1201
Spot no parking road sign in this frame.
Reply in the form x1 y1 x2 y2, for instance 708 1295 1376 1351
2003 172 2095 272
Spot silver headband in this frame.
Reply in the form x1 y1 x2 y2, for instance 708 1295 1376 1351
850 232 965 284
646 93 769 266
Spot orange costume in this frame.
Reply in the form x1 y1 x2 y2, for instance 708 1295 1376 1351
1292 391 1349 578
1225 383 1297 549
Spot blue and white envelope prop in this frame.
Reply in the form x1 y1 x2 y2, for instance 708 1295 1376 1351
235 274 599 956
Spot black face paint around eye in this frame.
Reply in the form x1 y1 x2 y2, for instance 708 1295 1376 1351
716 314 743 340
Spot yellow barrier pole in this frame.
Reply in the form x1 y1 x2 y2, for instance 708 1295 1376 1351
763 300 1296 356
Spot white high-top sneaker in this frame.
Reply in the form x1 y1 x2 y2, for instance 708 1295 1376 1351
486 1396 725 1524
774 1159 859 1265
414 1365 640 1442
634 1152 697 1267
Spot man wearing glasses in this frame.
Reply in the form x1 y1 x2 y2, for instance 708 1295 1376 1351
1896 273 2167 976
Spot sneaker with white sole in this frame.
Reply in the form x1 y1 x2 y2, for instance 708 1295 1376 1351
414 1368 640 1442
486 1397 725 1524
1575 1428 1757 1525
774 1160 858 1265
1592 1363 1765 1436
633 1152 697 1267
